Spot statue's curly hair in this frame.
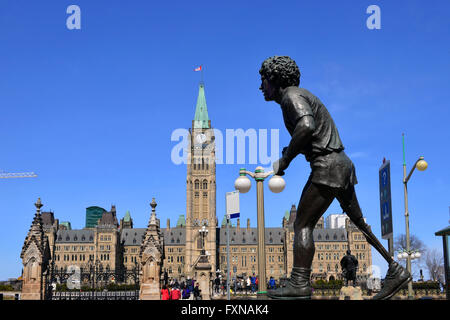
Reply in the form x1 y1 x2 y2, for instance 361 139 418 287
259 56 301 88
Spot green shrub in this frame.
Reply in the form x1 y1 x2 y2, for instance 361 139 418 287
0 284 14 291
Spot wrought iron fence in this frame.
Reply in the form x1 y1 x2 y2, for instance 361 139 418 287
44 260 140 300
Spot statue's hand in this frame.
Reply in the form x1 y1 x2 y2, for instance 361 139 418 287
273 157 289 176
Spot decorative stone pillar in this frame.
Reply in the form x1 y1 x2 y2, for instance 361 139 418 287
194 256 212 300
139 198 164 300
20 198 50 300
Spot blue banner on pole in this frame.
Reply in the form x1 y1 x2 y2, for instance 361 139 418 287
379 160 393 239
229 213 240 219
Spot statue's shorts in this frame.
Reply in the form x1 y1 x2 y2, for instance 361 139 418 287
308 151 358 189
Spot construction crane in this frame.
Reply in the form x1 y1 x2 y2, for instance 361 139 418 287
0 171 37 179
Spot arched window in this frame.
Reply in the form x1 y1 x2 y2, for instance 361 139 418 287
195 180 199 189
202 158 205 170
203 180 208 190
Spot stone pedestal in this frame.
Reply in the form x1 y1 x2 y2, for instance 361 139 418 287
194 256 212 300
339 286 363 300
139 281 160 300
21 281 43 300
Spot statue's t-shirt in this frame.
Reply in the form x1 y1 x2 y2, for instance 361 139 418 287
280 87 358 189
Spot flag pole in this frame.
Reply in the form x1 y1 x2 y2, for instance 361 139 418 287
201 65 204 84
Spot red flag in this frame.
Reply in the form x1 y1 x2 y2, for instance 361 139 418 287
194 65 202 72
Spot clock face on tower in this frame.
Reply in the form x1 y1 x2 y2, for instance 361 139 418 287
195 133 207 144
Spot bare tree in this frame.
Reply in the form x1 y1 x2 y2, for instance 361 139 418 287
425 248 444 282
394 234 426 253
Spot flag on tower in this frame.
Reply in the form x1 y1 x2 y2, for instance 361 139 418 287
194 65 202 72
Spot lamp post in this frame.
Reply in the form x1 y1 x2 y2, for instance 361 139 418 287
199 225 209 255
402 134 428 299
234 166 285 298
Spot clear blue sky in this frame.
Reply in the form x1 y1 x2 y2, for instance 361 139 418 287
1 0 449 280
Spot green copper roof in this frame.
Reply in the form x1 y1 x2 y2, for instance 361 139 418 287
60 221 72 230
176 215 186 227
123 211 131 222
193 83 210 129
220 215 235 227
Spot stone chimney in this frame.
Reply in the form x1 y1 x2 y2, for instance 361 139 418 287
237 218 240 230
167 218 170 230
247 218 250 230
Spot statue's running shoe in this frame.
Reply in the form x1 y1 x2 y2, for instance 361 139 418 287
267 267 312 300
373 261 412 300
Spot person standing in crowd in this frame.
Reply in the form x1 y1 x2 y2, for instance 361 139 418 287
171 286 181 300
193 283 201 300
269 277 276 289
214 275 221 295
251 274 256 293
161 285 170 300
182 285 190 300
221 278 227 295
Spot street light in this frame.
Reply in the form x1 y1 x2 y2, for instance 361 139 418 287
234 166 286 298
397 250 421 261
199 225 209 254
402 134 428 300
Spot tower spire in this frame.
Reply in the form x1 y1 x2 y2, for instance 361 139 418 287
193 83 210 129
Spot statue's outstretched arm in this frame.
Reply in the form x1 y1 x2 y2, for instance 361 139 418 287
283 115 315 164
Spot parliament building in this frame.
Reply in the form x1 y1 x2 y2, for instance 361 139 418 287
34 83 372 284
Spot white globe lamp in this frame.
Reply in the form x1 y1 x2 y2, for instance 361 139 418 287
235 174 251 193
268 175 286 193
